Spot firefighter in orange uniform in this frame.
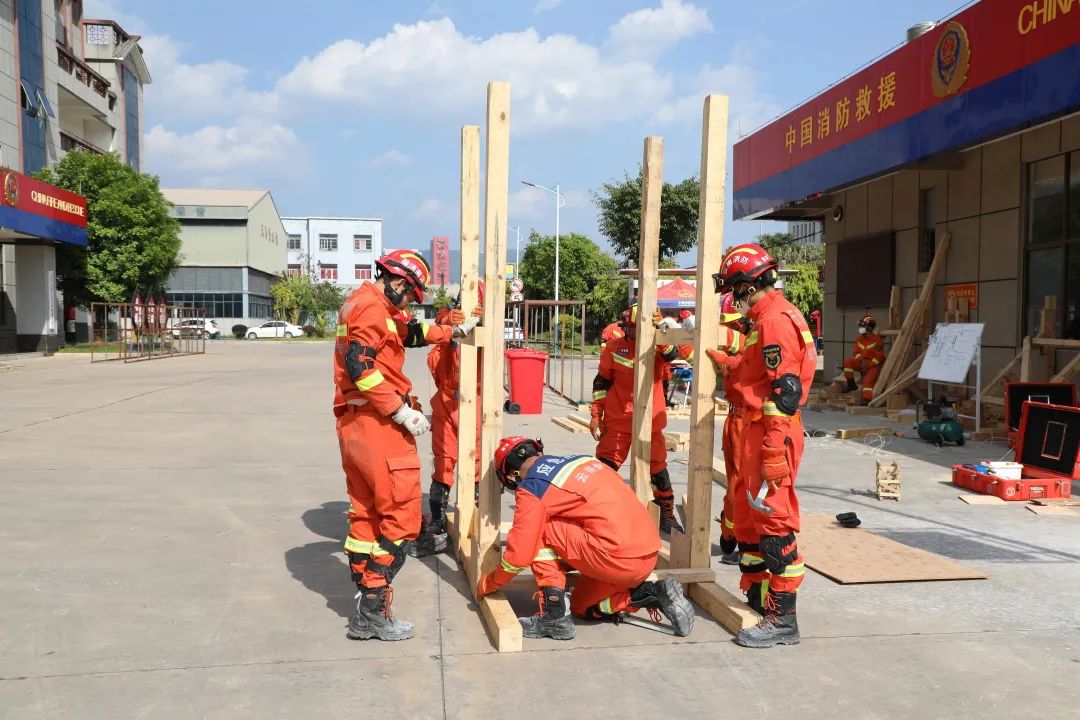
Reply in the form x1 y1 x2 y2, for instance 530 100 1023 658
842 316 884 405
475 437 694 639
333 250 482 641
410 283 485 557
599 320 624 349
590 304 687 533
713 244 816 648
704 292 753 567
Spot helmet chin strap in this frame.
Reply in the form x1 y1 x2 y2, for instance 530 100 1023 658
383 278 410 308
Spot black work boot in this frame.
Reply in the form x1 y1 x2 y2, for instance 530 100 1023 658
744 582 765 615
653 495 685 534
735 590 799 648
347 585 415 641
845 377 858 393
629 577 695 636
519 587 575 640
427 481 451 535
407 482 451 558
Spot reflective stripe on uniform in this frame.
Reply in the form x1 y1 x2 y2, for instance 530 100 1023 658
777 562 805 578
336 324 347 337
344 537 375 554
549 457 593 488
501 558 525 574
612 354 634 369
741 551 764 566
800 330 814 345
420 322 431 337
598 597 614 614
534 547 560 561
592 390 608 401
371 538 405 556
745 331 759 347
763 401 786 416
723 516 735 530
355 370 386 391
871 358 881 365
385 318 397 332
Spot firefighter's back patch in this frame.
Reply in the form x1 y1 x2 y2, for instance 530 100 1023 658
763 344 782 370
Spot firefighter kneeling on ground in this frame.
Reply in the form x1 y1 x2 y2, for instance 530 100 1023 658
409 282 485 558
842 315 884 405
589 303 688 533
333 250 482 641
712 243 816 648
475 437 695 640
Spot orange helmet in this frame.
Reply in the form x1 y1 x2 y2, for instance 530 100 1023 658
376 250 431 303
713 244 779 294
494 435 544 490
858 315 876 330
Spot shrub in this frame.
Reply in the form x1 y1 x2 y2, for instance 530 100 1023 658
302 324 318 338
232 324 248 339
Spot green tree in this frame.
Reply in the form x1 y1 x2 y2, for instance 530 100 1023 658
312 280 346 334
780 263 823 319
757 232 824 266
432 286 453 310
519 232 628 337
592 171 700 263
270 273 314 325
36 150 181 306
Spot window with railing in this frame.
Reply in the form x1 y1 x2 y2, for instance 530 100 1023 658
354 234 373 251
319 234 338 252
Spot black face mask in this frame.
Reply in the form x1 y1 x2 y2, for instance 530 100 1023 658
384 280 411 308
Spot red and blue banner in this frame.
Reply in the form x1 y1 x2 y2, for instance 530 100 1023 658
733 0 1080 219
0 169 88 246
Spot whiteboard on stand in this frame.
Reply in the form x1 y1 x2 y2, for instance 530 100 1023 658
918 323 985 384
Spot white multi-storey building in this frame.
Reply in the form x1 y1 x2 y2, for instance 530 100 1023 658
787 219 823 245
282 217 383 292
1 1 149 352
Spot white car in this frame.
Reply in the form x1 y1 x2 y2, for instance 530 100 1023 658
504 319 525 343
246 320 305 339
171 318 221 339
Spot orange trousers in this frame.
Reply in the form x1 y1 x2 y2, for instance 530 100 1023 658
720 410 749 547
595 426 667 475
532 518 657 616
843 358 881 401
738 413 805 595
430 389 482 488
338 405 422 588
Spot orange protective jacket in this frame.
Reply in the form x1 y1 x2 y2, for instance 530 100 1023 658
592 336 684 433
712 324 750 406
742 292 817 449
850 332 884 365
600 322 624 347
333 283 455 417
485 455 661 590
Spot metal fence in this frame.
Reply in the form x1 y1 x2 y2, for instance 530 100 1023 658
89 302 206 363
513 300 588 406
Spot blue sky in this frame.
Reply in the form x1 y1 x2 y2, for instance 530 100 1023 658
87 0 964 264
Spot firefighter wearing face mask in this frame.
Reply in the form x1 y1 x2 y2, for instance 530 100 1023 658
409 283 486 558
842 316 884 405
712 244 816 649
590 303 688 534
333 250 482 641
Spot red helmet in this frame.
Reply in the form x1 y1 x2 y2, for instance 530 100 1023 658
858 315 876 329
713 244 779 294
719 292 743 325
678 310 691 322
376 250 431 302
494 435 544 490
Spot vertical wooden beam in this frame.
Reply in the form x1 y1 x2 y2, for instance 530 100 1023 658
454 125 481 555
1019 335 1032 381
475 81 511 578
676 94 727 569
889 285 901 329
630 136 664 505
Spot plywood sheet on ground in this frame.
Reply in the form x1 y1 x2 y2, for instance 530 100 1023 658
799 514 988 584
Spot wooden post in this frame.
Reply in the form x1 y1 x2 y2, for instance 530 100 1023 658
453 125 481 556
676 94 727 569
475 81 511 581
889 285 901 329
1019 335 1032 381
630 136 664 505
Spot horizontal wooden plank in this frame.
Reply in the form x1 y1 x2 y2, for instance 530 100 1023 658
835 426 891 439
846 406 886 416
458 534 523 652
551 417 588 433
687 582 759 633
654 327 695 345
1031 337 1080 349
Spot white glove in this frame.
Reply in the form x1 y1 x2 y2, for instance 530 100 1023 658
392 404 430 436
658 317 681 330
453 315 482 337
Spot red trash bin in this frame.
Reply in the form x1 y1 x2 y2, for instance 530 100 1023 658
505 349 548 415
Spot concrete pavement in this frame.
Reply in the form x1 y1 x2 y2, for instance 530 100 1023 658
1 341 1078 719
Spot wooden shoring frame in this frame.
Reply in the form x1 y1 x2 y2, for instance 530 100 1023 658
631 95 758 635
447 82 523 652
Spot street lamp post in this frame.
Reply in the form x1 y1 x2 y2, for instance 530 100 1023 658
509 225 524 330
521 180 565 351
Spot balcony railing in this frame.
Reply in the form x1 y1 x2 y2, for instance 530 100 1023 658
60 131 105 155
57 44 111 100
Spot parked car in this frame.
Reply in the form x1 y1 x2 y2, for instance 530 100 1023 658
171 318 221 339
504 318 525 343
246 320 305 339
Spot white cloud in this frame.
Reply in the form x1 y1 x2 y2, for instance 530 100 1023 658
368 149 411 167
276 18 673 133
605 0 712 60
534 0 565 12
83 0 146 33
410 197 448 222
145 117 301 185
511 186 589 221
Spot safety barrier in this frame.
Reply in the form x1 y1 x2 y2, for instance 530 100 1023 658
89 302 206 363
513 299 588 406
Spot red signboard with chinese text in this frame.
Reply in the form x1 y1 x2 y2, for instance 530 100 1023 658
945 283 979 309
1 170 88 228
734 0 1080 194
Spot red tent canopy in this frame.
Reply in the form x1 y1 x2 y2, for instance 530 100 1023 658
656 278 697 309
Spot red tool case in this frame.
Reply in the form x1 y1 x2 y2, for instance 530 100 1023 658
953 401 1078 501
1003 382 1076 449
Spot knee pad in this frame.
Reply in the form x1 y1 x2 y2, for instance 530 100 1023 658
347 551 370 585
760 533 798 575
366 535 407 585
